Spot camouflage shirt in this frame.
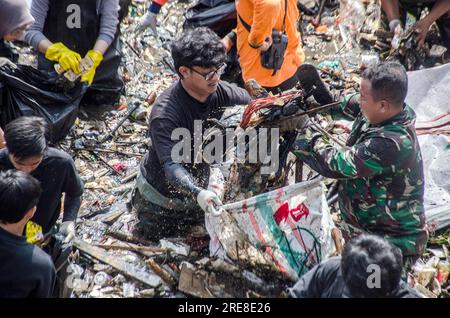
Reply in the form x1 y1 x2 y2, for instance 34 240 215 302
292 94 428 257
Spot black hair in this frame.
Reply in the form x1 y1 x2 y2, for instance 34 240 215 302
0 170 42 224
4 116 49 160
341 234 403 298
361 61 408 106
171 27 226 78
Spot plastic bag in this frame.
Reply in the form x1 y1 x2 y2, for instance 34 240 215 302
183 0 243 86
0 64 87 142
406 64 450 231
183 0 237 37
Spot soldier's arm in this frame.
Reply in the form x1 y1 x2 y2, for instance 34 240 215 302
332 93 361 120
293 135 401 179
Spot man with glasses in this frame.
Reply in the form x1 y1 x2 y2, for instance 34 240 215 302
132 27 251 240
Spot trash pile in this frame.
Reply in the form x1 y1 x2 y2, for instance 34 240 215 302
8 0 449 298
409 232 450 298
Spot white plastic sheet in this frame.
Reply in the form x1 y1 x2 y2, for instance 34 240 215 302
406 63 450 231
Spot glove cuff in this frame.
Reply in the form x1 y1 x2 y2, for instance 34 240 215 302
87 50 103 67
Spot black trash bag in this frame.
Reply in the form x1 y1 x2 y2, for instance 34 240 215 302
119 0 132 23
183 0 237 37
0 65 87 142
0 40 19 63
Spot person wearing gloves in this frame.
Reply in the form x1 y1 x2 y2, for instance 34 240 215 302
0 117 83 246
132 27 251 240
221 0 332 105
0 0 35 150
24 0 124 107
136 0 168 34
381 0 450 48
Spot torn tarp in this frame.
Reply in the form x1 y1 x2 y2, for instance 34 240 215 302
406 63 450 231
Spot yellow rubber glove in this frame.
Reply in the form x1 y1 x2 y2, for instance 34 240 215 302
80 50 103 86
45 42 81 74
25 220 44 245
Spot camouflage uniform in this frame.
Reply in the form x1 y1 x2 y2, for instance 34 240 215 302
292 93 428 258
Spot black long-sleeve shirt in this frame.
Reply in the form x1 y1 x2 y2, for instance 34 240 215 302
141 80 251 201
0 147 83 233
0 227 56 298
288 257 421 298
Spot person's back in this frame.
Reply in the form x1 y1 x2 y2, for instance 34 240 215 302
289 235 422 298
0 227 56 298
0 170 56 298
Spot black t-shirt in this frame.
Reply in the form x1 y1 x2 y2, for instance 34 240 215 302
288 257 421 298
0 147 84 233
141 80 251 199
0 227 56 298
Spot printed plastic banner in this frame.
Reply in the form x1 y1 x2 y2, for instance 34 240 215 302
206 178 335 281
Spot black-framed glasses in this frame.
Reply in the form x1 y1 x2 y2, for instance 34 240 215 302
189 63 227 81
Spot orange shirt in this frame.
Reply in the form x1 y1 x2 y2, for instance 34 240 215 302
236 0 305 88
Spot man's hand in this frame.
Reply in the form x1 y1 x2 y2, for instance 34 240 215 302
259 36 273 52
45 42 81 74
136 12 158 35
59 221 76 243
197 189 223 216
414 18 432 48
0 57 16 69
80 50 103 86
221 36 233 53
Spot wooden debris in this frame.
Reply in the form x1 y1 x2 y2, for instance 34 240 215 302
121 171 138 184
178 262 214 298
95 242 167 254
73 238 162 288
105 229 158 247
97 208 127 225
145 259 177 287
